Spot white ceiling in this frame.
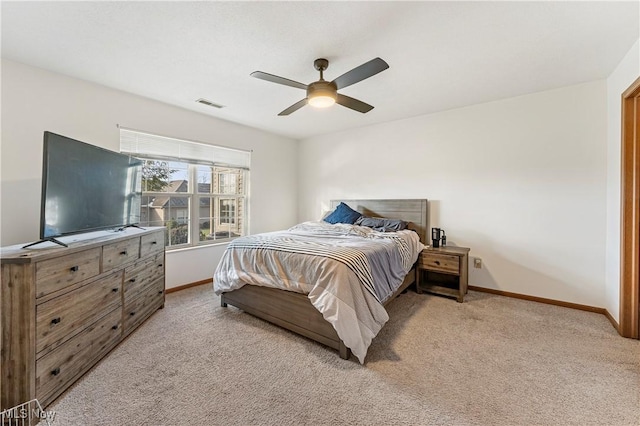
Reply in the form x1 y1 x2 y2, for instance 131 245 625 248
2 1 638 140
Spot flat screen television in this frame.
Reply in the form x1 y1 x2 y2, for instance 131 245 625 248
26 132 143 248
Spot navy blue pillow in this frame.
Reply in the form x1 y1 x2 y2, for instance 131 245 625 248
323 202 362 224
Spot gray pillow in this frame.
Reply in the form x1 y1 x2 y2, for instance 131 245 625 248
355 216 408 232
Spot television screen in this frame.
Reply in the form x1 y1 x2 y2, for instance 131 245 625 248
40 132 142 239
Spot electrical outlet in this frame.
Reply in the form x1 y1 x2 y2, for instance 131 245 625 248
474 258 482 269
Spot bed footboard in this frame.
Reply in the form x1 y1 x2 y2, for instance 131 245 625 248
221 284 350 359
220 267 416 360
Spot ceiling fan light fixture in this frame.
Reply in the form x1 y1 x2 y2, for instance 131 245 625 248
308 93 336 108
307 80 337 108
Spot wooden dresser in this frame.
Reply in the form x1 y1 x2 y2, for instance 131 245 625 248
0 227 165 410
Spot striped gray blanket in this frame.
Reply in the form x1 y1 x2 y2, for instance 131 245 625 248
226 221 414 304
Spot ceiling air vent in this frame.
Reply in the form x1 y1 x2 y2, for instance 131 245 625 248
196 98 225 109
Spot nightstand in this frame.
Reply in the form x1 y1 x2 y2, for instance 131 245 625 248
416 245 470 302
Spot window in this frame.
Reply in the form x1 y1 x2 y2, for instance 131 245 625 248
219 199 236 224
120 128 250 249
218 172 237 194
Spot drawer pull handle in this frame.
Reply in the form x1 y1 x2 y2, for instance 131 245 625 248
158 290 163 295
158 264 163 267
51 317 61 325
112 325 118 330
112 288 119 293
70 266 79 272
51 368 60 376
120 251 128 256
130 311 136 316
129 278 136 283
151 241 158 245
435 260 441 265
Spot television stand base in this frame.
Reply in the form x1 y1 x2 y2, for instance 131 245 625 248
22 237 68 249
117 224 145 232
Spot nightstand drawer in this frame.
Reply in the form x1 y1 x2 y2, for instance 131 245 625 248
420 253 459 275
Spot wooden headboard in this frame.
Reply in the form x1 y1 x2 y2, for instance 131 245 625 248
330 199 429 243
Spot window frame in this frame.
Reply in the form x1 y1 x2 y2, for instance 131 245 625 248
120 128 250 251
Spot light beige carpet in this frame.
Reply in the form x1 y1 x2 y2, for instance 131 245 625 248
50 285 640 425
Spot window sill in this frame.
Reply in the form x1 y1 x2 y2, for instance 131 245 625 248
166 240 232 253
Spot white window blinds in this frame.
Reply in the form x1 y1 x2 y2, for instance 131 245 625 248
119 128 251 169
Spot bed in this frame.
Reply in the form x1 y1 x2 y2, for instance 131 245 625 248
214 199 428 362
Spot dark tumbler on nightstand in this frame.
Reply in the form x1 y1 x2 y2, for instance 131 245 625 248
431 227 442 248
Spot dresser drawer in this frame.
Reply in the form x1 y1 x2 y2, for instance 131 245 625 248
36 271 122 356
35 248 101 298
103 237 140 272
124 278 164 335
140 230 165 258
420 252 460 275
123 252 165 302
36 307 122 406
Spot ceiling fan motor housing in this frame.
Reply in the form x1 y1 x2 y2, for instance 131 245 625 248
314 58 329 72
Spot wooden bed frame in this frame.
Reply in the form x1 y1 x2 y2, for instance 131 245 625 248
220 199 429 360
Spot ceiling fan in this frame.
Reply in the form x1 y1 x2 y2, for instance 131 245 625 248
250 57 389 116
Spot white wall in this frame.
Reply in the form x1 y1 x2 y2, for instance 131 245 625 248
605 39 640 322
299 81 608 308
3 57 628 310
1 59 298 289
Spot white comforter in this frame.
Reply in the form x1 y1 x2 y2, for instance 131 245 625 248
214 221 424 363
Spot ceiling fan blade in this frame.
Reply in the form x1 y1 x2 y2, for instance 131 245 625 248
331 57 389 90
278 99 308 116
336 94 374 113
250 71 307 90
